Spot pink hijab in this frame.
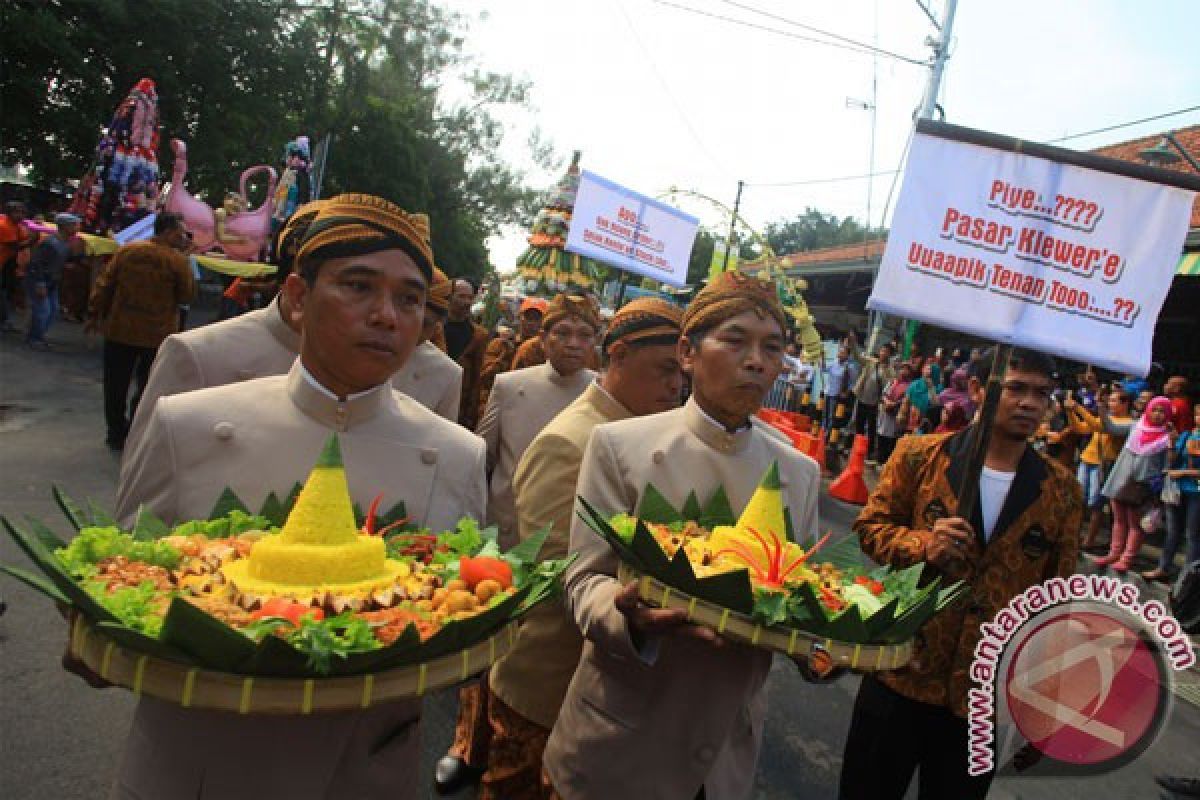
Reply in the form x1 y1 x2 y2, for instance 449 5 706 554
1127 396 1173 456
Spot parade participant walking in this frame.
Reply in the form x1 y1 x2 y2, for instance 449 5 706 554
542 272 825 800
24 212 80 348
1065 388 1133 550
510 293 602 374
483 298 684 800
843 347 1082 800
122 202 321 452
479 293 599 546
86 212 195 450
113 193 486 800
436 293 598 795
393 267 462 421
0 201 35 332
1095 395 1174 572
852 342 895 461
445 277 488 428
480 296 547 415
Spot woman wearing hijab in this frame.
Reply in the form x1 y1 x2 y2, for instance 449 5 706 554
905 361 938 432
877 362 914 464
1094 396 1175 572
938 367 975 420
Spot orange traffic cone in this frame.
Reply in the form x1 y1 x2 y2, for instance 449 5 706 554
809 431 826 471
829 434 870 504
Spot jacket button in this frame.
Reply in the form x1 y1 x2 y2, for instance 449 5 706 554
695 745 715 764
213 422 234 441
652 451 664 464
421 448 437 465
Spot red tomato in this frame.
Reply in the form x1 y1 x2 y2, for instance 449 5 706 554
254 598 324 626
458 556 513 589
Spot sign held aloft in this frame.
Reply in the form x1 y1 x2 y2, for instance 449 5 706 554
565 170 699 289
868 120 1200 376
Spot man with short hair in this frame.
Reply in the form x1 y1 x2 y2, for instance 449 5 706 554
542 272 825 800
0 200 35 332
122 202 323 453
843 347 1083 800
24 212 80 347
113 193 486 800
437 294 599 794
87 211 196 449
445 277 489 428
393 267 462 421
482 297 685 799
822 342 859 438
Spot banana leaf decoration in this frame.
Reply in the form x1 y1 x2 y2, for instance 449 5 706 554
577 481 967 646
2 486 569 679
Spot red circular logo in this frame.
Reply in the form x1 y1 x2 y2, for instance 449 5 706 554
1004 610 1166 766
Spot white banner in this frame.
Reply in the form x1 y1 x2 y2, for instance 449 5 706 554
868 131 1195 376
565 170 699 288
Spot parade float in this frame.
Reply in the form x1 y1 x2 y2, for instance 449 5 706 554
63 77 305 280
515 151 614 294
1 436 566 713
578 463 967 671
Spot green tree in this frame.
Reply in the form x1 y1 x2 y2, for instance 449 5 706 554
764 207 876 254
1 0 549 285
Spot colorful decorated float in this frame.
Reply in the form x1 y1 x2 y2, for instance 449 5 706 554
516 151 614 294
1 436 566 713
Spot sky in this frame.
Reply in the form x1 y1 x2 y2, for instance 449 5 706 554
438 0 1200 274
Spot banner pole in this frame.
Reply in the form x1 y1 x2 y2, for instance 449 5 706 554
955 343 1012 522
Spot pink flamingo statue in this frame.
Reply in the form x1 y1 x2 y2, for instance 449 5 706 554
162 139 277 262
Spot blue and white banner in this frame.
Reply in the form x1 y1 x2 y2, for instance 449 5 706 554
565 170 699 288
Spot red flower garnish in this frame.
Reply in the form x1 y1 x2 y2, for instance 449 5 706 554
362 493 408 536
712 528 832 589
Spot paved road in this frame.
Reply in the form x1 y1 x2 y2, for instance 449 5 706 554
2 321 1198 799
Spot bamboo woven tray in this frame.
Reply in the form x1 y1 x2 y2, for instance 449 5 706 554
68 615 518 714
618 562 914 672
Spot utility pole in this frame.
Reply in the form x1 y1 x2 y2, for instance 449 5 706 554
917 0 958 121
867 0 958 353
722 179 745 271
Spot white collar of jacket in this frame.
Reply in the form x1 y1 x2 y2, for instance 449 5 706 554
265 296 301 354
289 360 391 432
541 359 589 389
684 396 754 454
584 380 633 423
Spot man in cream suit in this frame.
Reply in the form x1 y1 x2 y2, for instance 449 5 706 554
436 292 599 794
121 201 323 453
393 266 462 421
481 297 685 799
543 272 826 800
477 293 599 548
111 194 486 800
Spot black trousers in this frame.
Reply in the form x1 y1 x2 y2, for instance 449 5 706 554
103 339 157 445
877 434 899 466
854 402 879 456
840 676 996 800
